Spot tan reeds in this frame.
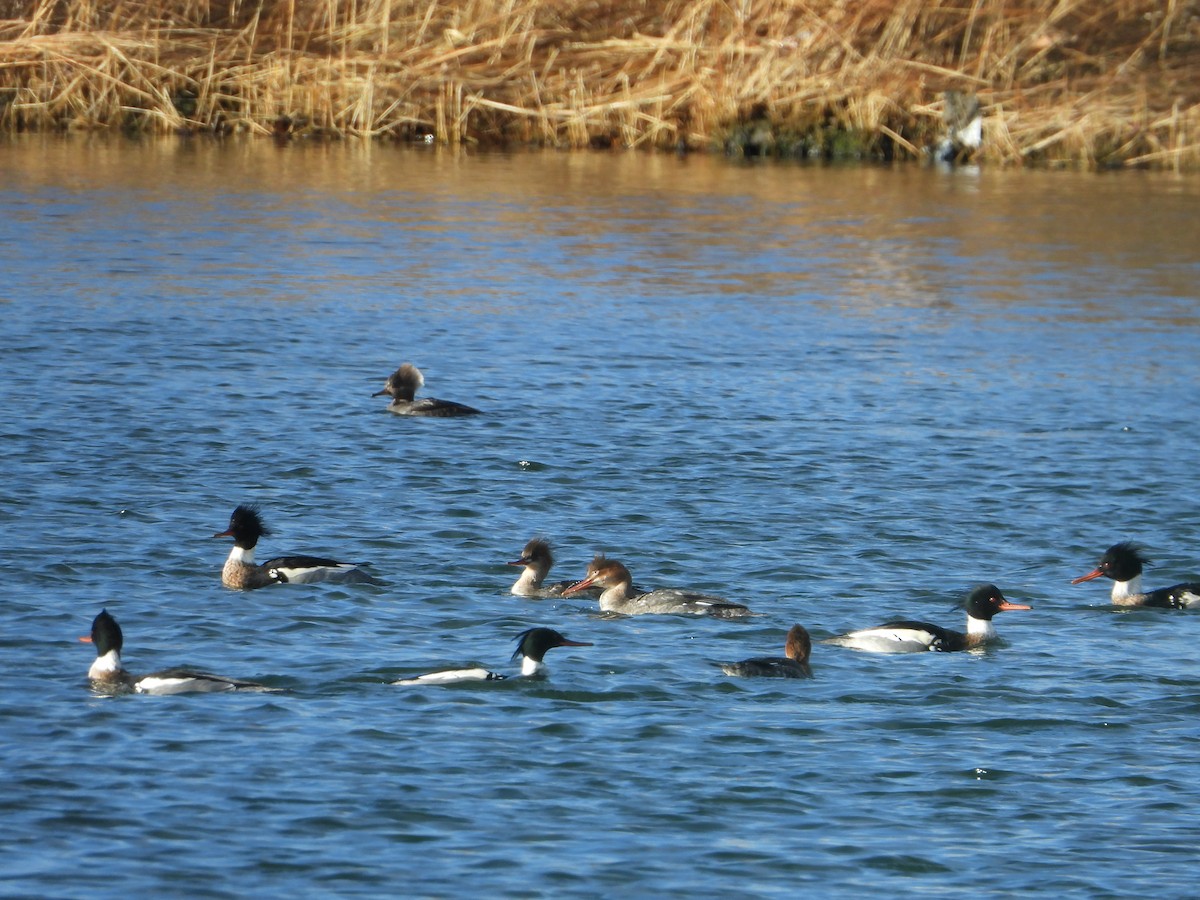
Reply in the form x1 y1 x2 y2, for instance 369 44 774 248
0 0 1196 169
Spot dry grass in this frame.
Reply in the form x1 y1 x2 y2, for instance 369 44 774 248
0 0 1196 168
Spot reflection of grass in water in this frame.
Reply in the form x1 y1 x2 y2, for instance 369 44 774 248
0 0 1195 169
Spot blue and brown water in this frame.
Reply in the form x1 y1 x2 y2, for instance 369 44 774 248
2 138 1199 896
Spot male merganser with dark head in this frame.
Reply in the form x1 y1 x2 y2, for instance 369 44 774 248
721 624 812 678
82 609 280 695
826 585 1030 653
373 363 481 417
1071 542 1200 608
392 627 591 685
214 504 377 590
563 555 753 618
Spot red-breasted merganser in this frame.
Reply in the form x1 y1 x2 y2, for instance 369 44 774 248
721 624 812 678
391 627 591 685
507 538 597 598
563 555 753 617
214 504 377 590
1071 542 1200 608
826 585 1030 653
81 609 280 695
373 363 481 417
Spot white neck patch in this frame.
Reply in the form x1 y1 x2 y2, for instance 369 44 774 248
966 616 996 641
520 656 547 677
1112 575 1142 603
228 545 255 564
89 649 123 680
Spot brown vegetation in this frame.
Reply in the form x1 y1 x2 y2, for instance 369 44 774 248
0 0 1196 168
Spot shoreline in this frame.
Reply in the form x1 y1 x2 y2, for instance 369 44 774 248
0 1 1196 170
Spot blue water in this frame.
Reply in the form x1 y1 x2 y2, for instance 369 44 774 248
2 137 1200 897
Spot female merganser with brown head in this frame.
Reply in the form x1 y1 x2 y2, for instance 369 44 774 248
826 585 1030 653
214 504 377 590
563 555 753 618
82 609 280 695
507 538 597 598
1071 542 1200 608
721 625 812 678
392 627 591 685
373 363 481 417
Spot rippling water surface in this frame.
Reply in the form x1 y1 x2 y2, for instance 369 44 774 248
2 137 1199 897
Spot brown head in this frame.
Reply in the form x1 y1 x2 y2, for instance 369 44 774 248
784 624 812 663
373 363 424 401
563 554 631 595
508 538 553 572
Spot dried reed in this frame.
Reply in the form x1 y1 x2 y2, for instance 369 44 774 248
0 0 1195 168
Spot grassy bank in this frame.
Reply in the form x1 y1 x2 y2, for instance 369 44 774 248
0 0 1196 169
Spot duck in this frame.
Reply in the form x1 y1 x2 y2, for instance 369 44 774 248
214 504 376 590
81 609 280 695
932 90 983 163
826 585 1030 653
392 627 591 685
507 538 598 598
373 363 481 417
563 555 753 618
721 625 812 678
1071 542 1200 608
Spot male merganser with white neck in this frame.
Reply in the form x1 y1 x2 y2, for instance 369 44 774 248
826 585 1030 653
373 363 481 417
721 624 812 678
507 538 597 598
392 627 592 685
82 609 281 695
1071 542 1200 608
563 555 753 617
214 504 377 590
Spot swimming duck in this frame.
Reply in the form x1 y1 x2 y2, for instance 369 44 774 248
392 627 591 685
826 585 1030 653
82 609 280 695
214 504 376 590
373 363 481 417
563 555 753 618
508 538 594 598
1072 542 1200 608
721 625 812 678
